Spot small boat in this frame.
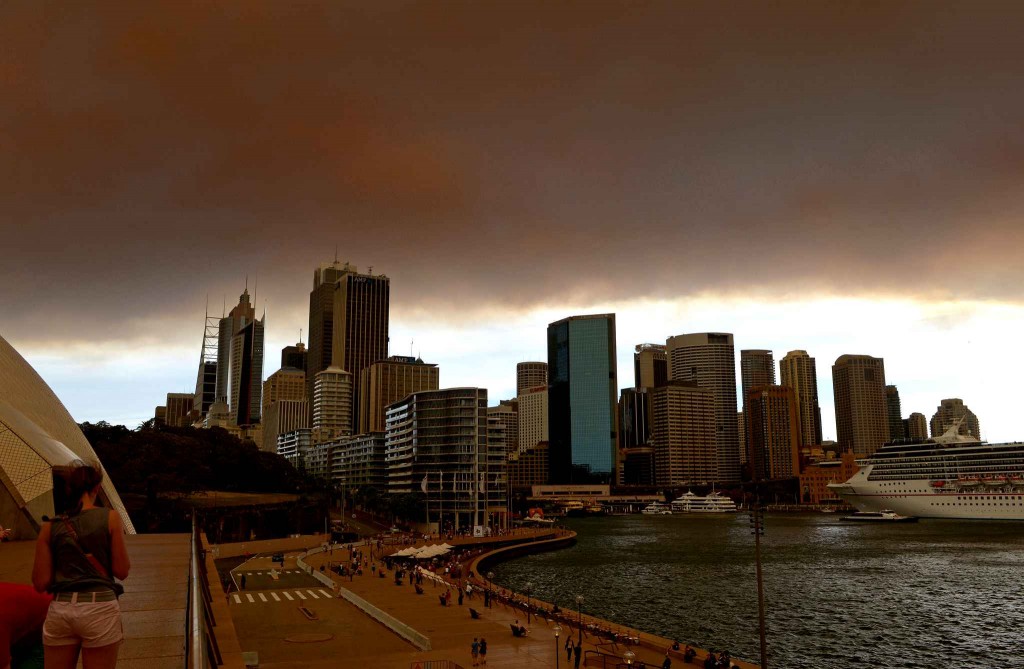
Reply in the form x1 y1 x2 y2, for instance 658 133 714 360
957 477 981 487
929 480 947 488
820 507 836 514
983 476 1007 487
641 502 673 515
842 510 918 523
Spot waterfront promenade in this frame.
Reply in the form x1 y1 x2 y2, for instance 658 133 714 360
229 529 758 669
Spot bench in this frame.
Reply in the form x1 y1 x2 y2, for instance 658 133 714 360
469 608 481 619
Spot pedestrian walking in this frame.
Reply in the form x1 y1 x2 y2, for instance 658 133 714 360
479 637 488 665
661 652 672 669
458 589 464 606
471 637 480 667
240 573 246 590
574 642 582 669
565 638 573 662
484 589 490 608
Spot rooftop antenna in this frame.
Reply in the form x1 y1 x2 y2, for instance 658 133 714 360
245 274 248 292
253 271 258 310
222 295 226 317
299 328 303 345
334 245 339 264
410 339 414 357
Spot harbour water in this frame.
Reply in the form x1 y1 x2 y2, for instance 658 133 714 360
490 514 1024 668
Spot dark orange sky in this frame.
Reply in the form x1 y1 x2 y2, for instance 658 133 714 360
3 0 1024 347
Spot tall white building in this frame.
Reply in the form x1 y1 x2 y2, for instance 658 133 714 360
313 366 352 443
779 350 822 449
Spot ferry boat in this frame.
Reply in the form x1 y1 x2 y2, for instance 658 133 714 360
841 510 917 523
828 422 1024 520
641 502 673 515
670 491 738 513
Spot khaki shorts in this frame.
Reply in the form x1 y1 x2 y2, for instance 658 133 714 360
43 600 123 648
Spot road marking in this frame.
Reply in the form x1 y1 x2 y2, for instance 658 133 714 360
258 593 268 602
233 594 241 603
318 589 333 598
283 592 294 601
246 594 255 603
271 592 281 601
306 590 319 599
256 572 263 575
295 591 307 600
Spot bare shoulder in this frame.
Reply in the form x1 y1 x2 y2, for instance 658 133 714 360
108 509 123 531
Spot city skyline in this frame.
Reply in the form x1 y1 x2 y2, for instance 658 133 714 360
4 2 1024 442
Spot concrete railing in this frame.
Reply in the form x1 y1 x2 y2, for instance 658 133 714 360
296 544 432 651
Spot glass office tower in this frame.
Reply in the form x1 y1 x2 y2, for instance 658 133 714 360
547 314 618 484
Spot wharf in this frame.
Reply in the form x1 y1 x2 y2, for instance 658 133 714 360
227 530 759 669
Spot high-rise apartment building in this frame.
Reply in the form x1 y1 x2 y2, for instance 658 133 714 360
904 412 928 440
651 381 717 485
517 385 548 455
547 314 618 484
385 388 506 530
165 393 193 428
488 400 518 457
313 366 352 443
516 362 548 396
634 344 668 389
779 350 822 448
930 398 981 439
330 433 387 492
665 332 740 483
281 342 307 372
357 356 439 434
745 385 801 480
885 385 905 441
832 354 890 457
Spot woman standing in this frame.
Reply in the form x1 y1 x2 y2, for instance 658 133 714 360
31 461 131 669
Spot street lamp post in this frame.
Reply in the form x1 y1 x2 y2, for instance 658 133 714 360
487 571 495 608
524 581 533 624
575 594 584 645
554 624 563 669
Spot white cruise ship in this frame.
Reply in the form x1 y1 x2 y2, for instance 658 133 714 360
671 491 738 513
828 423 1024 520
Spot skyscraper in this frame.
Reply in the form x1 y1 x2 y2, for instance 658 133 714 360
885 385 905 441
779 350 822 448
217 288 256 404
832 354 890 457
651 381 717 485
331 267 390 424
281 341 307 372
306 261 347 419
930 398 981 439
634 344 668 389
745 385 801 480
313 366 353 443
517 384 548 454
665 332 740 483
740 349 775 466
516 362 548 396
488 400 518 458
547 314 618 484
620 387 653 486
357 355 438 434
228 318 265 425
740 350 776 403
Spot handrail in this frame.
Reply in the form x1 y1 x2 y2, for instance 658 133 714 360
187 513 213 669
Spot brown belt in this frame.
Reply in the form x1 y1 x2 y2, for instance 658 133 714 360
54 590 117 603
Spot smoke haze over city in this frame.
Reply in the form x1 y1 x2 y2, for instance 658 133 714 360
3 1 1024 438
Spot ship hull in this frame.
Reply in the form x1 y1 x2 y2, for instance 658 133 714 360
829 480 1024 520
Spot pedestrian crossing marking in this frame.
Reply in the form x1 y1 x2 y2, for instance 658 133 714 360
233 594 241 603
258 593 268 602
271 593 281 601
283 592 294 600
318 589 332 598
246 594 255 603
256 572 263 575
295 591 307 600
306 590 320 599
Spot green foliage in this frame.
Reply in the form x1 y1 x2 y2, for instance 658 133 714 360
80 421 321 496
387 491 426 522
